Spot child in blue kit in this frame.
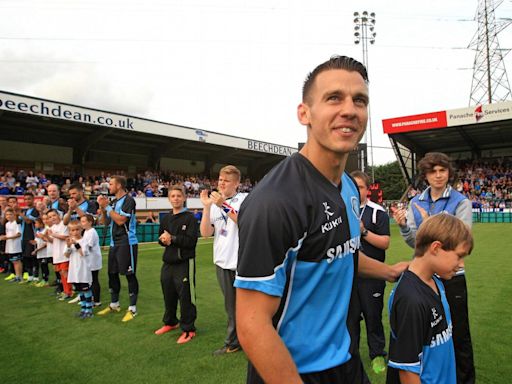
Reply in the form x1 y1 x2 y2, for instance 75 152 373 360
387 213 473 384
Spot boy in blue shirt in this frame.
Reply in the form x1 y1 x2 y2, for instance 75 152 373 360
387 213 473 384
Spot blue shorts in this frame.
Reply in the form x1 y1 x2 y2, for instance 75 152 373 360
8 253 22 262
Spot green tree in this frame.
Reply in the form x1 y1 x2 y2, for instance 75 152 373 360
368 161 406 201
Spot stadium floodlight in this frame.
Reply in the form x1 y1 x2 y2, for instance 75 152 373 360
353 10 377 181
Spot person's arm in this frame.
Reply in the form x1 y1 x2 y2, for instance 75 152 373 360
362 209 390 250
362 230 390 250
170 215 198 250
455 199 473 228
157 216 171 246
237 289 303 384
199 190 214 237
358 251 409 281
399 370 421 384
399 205 417 249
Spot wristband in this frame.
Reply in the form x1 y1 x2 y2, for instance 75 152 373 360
74 243 81 250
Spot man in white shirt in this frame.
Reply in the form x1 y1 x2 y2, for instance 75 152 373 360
200 165 248 356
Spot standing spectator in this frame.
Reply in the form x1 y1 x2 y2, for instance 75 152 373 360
200 165 248 355
392 152 475 384
155 185 199 344
349 171 390 375
97 176 140 322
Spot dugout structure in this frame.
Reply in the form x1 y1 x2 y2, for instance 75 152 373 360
0 90 298 180
383 100 512 186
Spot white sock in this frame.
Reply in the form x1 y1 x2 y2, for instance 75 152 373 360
129 305 137 313
111 302 120 308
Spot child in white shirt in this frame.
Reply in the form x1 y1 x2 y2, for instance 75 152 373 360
65 220 93 319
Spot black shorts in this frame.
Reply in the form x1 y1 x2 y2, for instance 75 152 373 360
8 253 22 262
247 354 366 384
108 244 138 275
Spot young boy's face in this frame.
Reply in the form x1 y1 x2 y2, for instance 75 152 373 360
80 216 91 229
433 243 470 280
169 190 185 210
425 165 449 190
48 212 60 225
5 211 14 222
69 225 82 238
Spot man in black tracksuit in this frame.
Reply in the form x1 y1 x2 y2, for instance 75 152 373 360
155 185 199 344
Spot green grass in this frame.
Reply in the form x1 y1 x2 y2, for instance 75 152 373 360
1 224 510 383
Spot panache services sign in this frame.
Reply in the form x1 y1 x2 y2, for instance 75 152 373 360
382 100 512 134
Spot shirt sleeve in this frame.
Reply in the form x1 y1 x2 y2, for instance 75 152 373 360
235 190 307 298
400 204 417 249
120 197 135 217
388 293 427 374
455 199 473 228
375 209 391 236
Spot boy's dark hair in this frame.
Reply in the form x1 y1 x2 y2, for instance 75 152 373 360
350 170 370 188
302 55 368 103
46 208 59 216
24 191 34 197
414 213 473 257
417 152 455 183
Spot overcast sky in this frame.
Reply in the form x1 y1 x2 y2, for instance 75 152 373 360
1 0 511 165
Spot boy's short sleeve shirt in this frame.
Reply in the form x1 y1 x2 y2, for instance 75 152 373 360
387 270 456 384
51 222 69 264
5 221 22 254
209 192 247 270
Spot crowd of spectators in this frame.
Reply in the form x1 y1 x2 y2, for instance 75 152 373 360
0 169 255 200
454 158 512 210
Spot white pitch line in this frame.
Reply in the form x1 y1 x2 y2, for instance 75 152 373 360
100 239 214 254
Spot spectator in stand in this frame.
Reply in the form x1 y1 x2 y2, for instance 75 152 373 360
145 211 159 223
26 171 39 188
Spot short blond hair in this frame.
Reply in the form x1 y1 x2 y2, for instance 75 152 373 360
415 213 473 257
219 165 241 182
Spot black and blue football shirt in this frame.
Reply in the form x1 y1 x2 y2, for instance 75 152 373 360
387 270 456 384
235 153 361 374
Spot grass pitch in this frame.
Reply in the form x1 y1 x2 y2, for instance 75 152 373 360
1 224 510 384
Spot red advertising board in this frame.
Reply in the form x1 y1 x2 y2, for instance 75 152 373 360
382 110 447 134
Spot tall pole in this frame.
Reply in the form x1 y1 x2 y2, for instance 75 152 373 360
354 11 376 182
